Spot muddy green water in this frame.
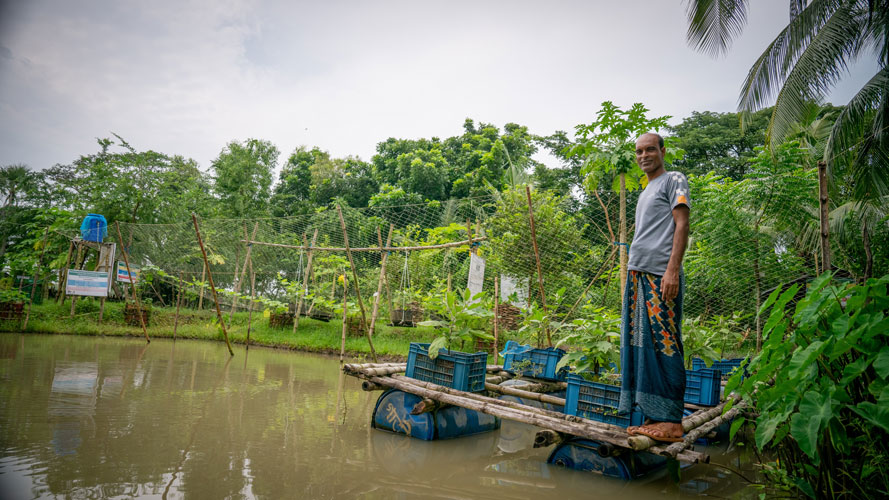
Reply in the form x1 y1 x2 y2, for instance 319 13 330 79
0 334 757 499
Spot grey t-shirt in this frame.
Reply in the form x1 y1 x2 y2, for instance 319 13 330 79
627 170 691 276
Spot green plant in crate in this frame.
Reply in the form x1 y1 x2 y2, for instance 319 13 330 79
418 288 493 359
517 288 570 346
555 305 620 376
681 315 722 369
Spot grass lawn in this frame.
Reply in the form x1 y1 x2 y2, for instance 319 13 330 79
1 298 514 362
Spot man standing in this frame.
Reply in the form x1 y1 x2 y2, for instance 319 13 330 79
619 132 690 442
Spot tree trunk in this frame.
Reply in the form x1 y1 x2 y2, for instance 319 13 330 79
619 172 628 299
753 232 762 352
862 223 873 281
817 161 831 273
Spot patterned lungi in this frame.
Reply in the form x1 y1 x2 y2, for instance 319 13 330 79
618 270 686 423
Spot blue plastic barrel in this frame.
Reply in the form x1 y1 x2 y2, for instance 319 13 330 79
547 438 667 479
80 214 108 242
371 389 500 440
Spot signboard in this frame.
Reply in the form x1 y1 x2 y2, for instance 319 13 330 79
116 261 140 283
66 270 110 297
466 251 485 300
500 275 529 306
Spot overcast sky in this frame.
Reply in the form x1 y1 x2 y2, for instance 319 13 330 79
0 0 879 174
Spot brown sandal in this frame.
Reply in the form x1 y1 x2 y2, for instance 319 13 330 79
626 422 684 443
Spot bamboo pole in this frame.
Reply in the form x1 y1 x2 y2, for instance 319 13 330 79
294 229 319 332
173 271 183 340
336 204 376 362
657 404 745 459
191 214 234 356
564 245 619 320
368 225 394 338
493 277 500 365
377 374 707 463
340 273 348 363
23 228 49 330
59 241 74 305
229 222 258 326
198 261 206 310
69 241 84 316
238 237 488 253
246 264 256 349
484 382 565 406
114 222 150 344
525 186 550 346
626 396 738 451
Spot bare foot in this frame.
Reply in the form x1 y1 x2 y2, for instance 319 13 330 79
627 421 683 442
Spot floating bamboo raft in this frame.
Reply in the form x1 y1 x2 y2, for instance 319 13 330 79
343 362 747 464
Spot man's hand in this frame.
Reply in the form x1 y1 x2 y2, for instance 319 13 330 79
661 269 680 303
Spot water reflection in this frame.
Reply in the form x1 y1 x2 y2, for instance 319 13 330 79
0 334 759 499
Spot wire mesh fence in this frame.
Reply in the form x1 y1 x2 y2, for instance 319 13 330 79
110 187 816 337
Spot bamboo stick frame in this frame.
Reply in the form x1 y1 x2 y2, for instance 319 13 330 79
239 236 487 252
525 186 551 347
368 224 394 338
191 214 234 356
336 204 376 362
114 221 150 344
228 222 259 326
294 229 319 332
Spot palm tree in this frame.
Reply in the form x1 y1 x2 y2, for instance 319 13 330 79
685 0 888 200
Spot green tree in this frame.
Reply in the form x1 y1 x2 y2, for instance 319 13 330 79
211 138 279 218
565 101 675 295
685 0 889 200
270 146 318 217
669 108 771 179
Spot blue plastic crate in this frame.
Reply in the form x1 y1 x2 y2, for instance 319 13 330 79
684 368 721 406
503 344 568 381
691 358 747 381
405 343 488 392
564 374 644 428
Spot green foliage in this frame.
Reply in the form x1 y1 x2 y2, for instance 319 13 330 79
486 187 582 297
682 312 748 368
554 304 621 375
730 273 889 498
211 138 279 218
418 288 493 359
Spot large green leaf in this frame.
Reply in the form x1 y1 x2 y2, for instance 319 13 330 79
787 340 826 380
849 401 889 434
790 390 833 460
873 347 889 380
839 356 872 386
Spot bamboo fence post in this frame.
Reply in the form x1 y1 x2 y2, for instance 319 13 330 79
246 264 256 349
493 277 500 365
340 274 348 363
114 222 150 344
173 271 184 340
525 186 551 347
294 229 319 332
23 227 49 330
198 261 206 310
228 222 258 327
69 241 84 316
368 224 394 338
564 245 619 320
59 240 74 304
191 214 234 356
336 204 377 363
97 242 113 324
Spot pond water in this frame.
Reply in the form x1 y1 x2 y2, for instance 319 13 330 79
0 334 757 499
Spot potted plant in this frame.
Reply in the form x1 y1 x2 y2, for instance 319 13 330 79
0 289 27 321
391 287 423 327
418 288 494 359
266 300 292 328
124 299 151 327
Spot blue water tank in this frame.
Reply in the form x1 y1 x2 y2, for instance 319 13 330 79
80 214 108 242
